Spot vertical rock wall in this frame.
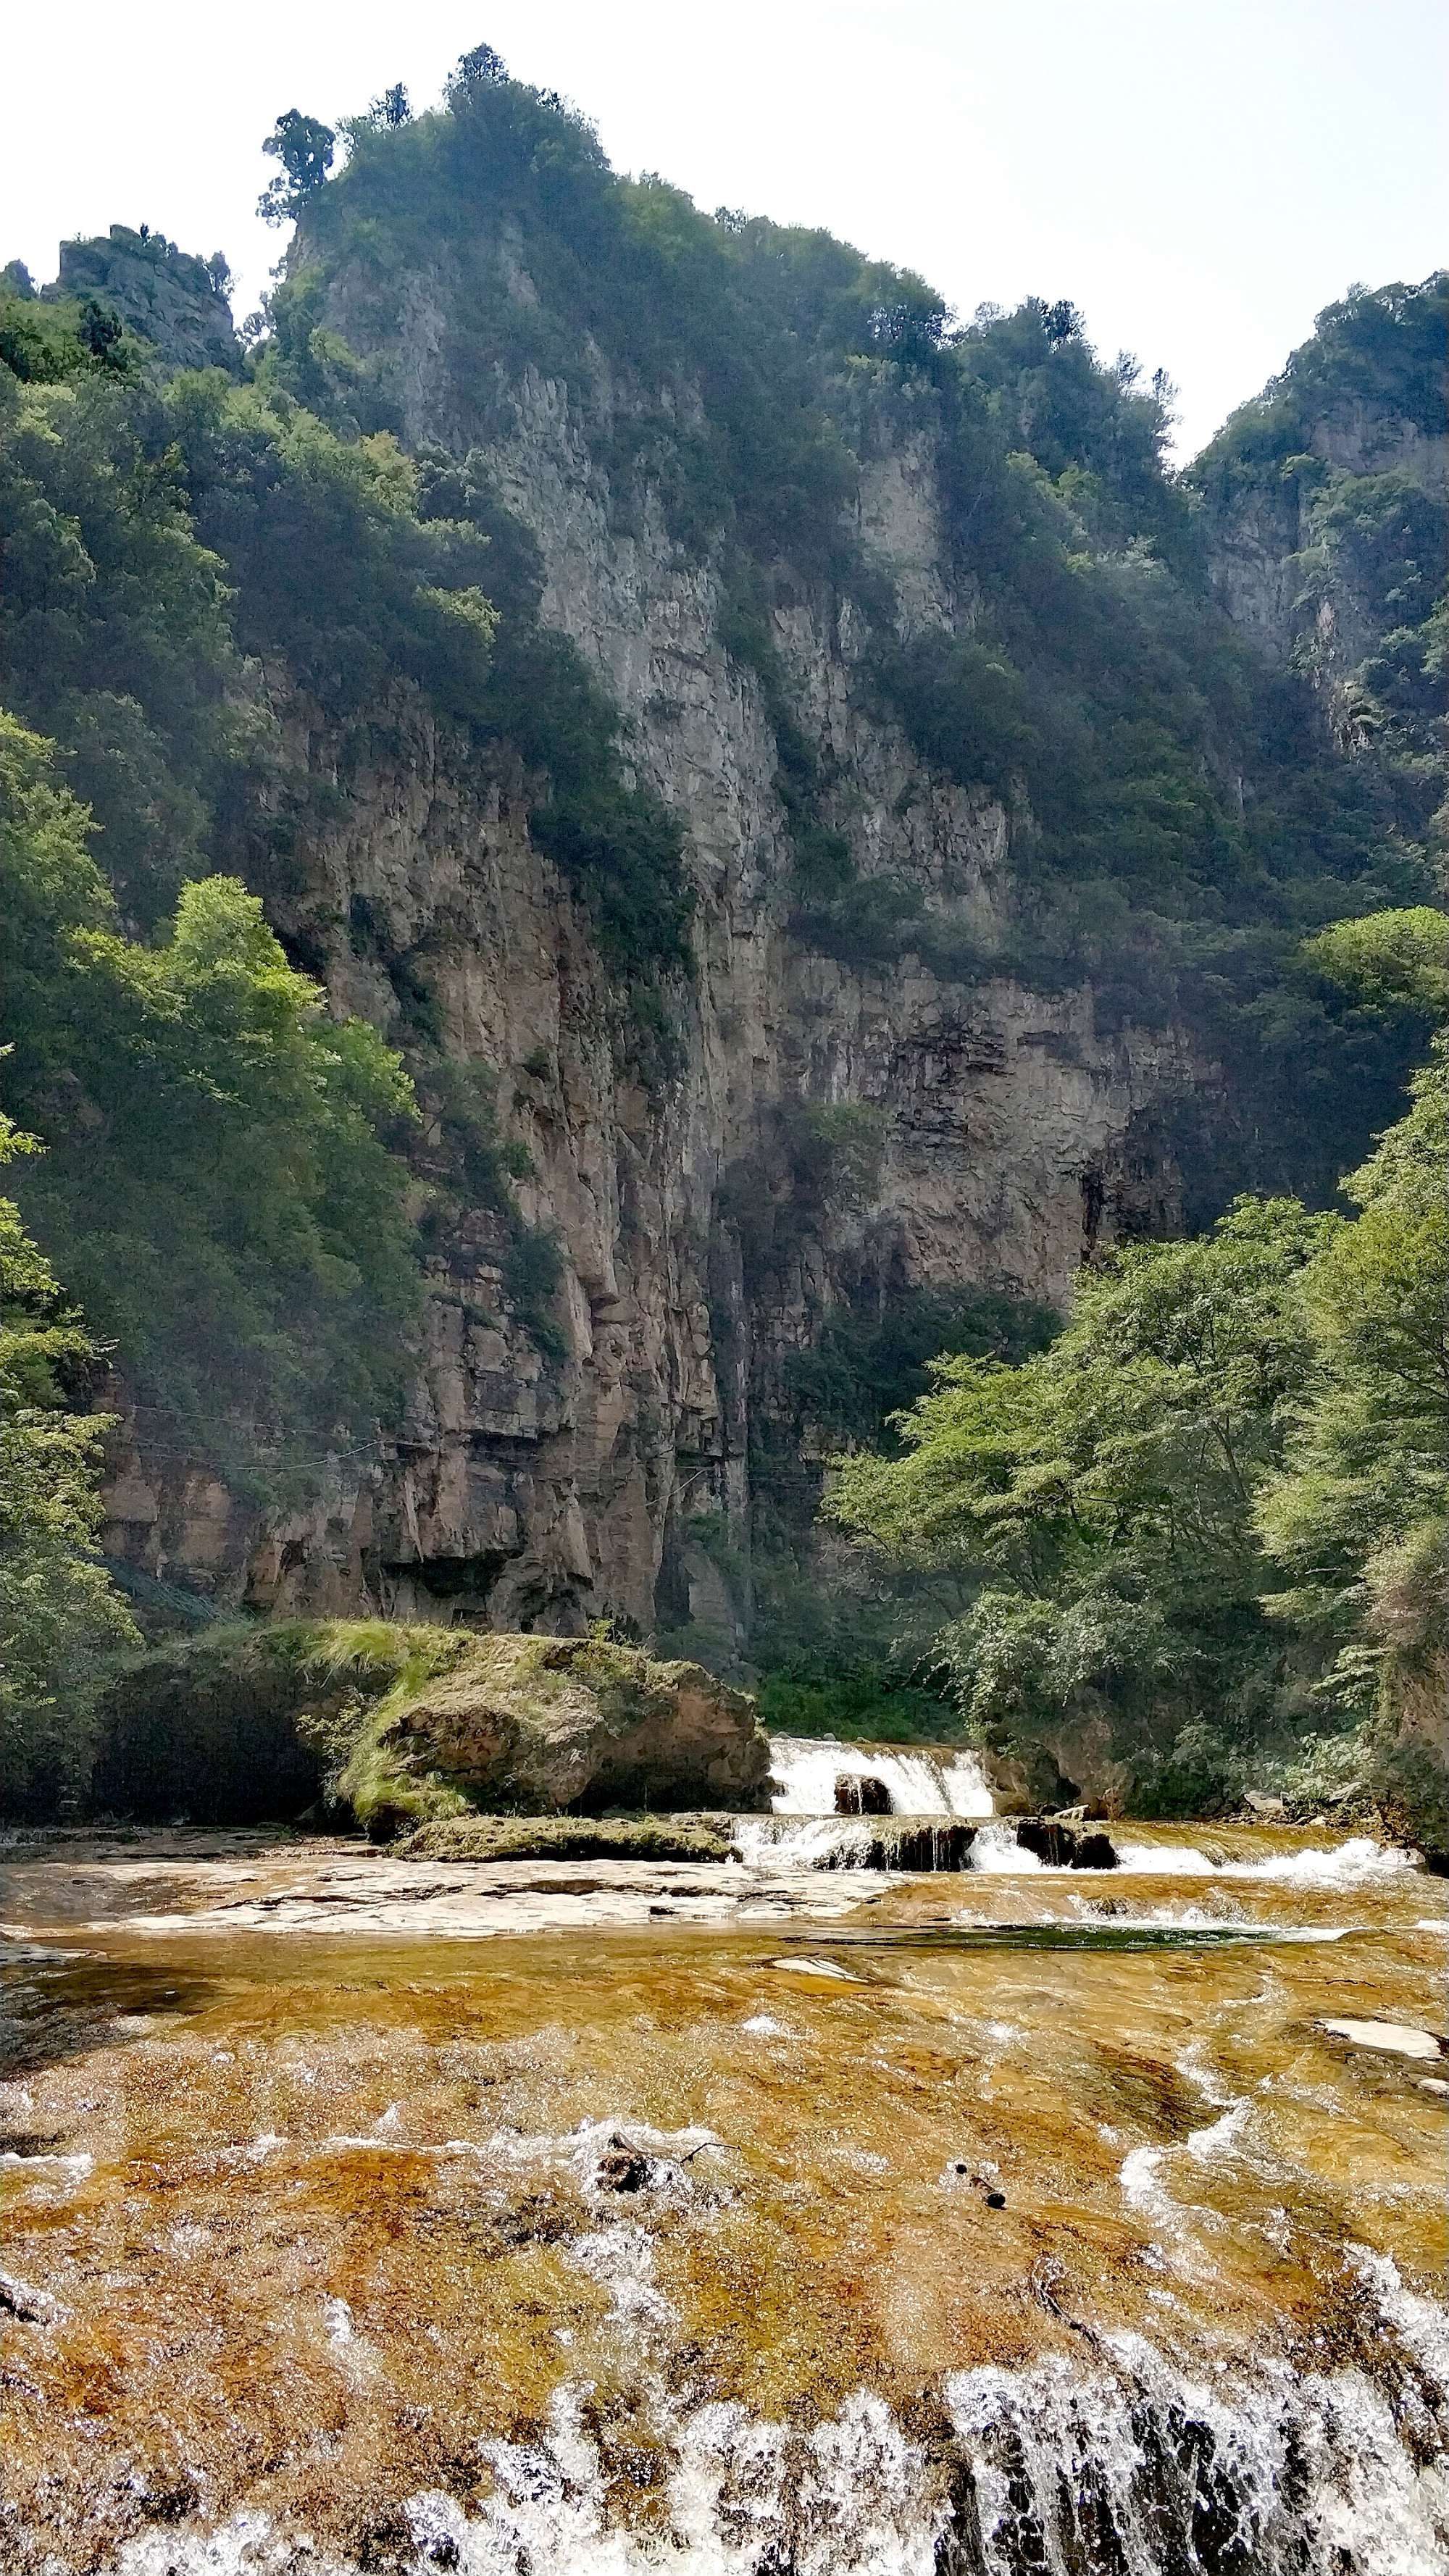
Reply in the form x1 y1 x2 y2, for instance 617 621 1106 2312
101 295 1198 1632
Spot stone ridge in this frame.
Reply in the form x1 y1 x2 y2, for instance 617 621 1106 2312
53 225 242 374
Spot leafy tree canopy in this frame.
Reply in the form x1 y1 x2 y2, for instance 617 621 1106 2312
0 715 419 1502
827 1197 1340 1810
1 1106 138 1817
258 110 338 226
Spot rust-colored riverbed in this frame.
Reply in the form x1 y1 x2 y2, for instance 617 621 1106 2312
1 1823 1445 2573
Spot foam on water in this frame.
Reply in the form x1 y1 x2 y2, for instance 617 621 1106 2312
1116 1833 1419 1885
104 2308 1449 2575
969 1823 1044 1873
732 1815 892 1869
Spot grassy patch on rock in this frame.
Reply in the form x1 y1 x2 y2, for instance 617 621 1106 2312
394 1815 737 1863
92 1619 770 1836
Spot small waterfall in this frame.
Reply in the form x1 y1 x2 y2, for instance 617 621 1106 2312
143 2257 1449 2572
735 1733 994 1870
733 1815 978 1871
766 1734 995 1820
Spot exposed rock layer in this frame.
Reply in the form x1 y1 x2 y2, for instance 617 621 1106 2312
100 318 1194 1631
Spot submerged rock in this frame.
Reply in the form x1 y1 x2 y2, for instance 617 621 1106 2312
1319 2017 1445 2059
1016 1818 1120 1870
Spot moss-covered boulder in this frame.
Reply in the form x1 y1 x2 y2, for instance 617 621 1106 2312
92 1621 771 1838
353 1634 769 1839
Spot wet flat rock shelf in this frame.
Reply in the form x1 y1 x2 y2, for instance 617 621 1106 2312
1 1788 1446 2575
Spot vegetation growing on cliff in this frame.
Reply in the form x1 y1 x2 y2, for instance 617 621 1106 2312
0 1111 138 1817
0 716 419 1500
268 62 1439 1205
829 916 1449 1828
0 275 685 1508
1193 276 1448 850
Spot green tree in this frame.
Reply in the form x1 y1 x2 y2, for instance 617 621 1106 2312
1256 1035 1449 1839
1 1108 138 1817
1302 906 1449 1016
0 715 420 1502
369 84 411 129
1256 906 1449 1843
257 110 337 225
828 1200 1335 1808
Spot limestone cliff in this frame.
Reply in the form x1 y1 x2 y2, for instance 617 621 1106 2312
1194 274 1448 737
93 207 1438 1652
100 326 1192 1634
51 225 242 373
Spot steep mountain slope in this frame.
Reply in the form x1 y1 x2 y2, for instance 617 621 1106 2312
1 59 1440 1663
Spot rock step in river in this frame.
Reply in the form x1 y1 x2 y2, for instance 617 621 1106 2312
748 1734 1117 1870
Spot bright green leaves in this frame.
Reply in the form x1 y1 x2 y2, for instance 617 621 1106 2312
827 1197 1344 1807
1 1111 139 1817
1258 1039 1449 1593
827 1007 1449 1821
0 367 244 919
0 721 419 1504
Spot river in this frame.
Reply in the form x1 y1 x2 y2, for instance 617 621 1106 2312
1 1737 1445 2573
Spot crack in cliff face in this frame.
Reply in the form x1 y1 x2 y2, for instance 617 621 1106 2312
100 302 1196 1634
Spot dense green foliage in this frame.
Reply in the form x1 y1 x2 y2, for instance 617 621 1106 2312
830 921 1449 1824
0 268 141 388
257 111 338 225
1 1112 138 1816
1193 277 1447 889
1195 276 1448 483
0 289 692 983
0 717 419 1497
271 65 1439 1201
830 1199 1332 1808
1258 1028 1449 1791
0 259 689 1517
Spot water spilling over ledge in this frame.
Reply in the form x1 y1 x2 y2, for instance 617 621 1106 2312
766 1733 998 1820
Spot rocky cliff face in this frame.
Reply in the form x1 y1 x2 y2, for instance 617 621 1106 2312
53 226 241 373
1200 283 1448 718
100 292 1198 1636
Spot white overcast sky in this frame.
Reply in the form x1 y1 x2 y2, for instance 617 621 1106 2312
4 0 1445 458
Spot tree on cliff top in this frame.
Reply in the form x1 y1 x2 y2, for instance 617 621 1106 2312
257 111 337 225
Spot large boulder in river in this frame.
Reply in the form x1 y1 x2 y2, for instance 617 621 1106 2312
350 1632 772 1837
91 1621 771 1835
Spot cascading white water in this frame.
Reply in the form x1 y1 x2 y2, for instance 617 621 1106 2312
114 2262 1449 2574
765 1735 995 1820
731 1734 995 1869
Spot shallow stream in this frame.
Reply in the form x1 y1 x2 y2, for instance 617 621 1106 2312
1 1746 1445 2572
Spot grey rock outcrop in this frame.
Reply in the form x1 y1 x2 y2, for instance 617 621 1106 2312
99 256 1198 1631
53 227 241 373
